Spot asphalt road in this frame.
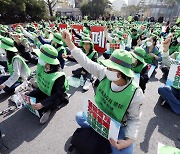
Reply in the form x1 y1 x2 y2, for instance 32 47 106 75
0 56 180 154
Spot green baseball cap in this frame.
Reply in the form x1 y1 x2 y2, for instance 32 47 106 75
131 47 146 64
34 44 59 65
0 37 18 52
99 49 134 77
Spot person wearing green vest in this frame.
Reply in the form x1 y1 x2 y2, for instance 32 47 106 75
0 37 31 93
130 28 139 48
27 44 69 124
161 36 180 78
37 32 67 69
131 47 149 93
143 36 162 67
128 15 133 23
72 37 98 91
158 38 180 114
62 30 144 153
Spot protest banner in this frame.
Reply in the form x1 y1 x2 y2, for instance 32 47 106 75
166 64 180 88
83 99 120 142
71 24 83 46
59 24 67 32
21 94 40 118
90 26 106 53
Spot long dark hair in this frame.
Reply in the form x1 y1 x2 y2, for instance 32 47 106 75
6 50 17 64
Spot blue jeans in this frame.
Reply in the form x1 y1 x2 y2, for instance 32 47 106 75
76 111 133 154
158 86 180 114
0 75 21 93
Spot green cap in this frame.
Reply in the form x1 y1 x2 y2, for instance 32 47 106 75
0 37 18 52
99 49 134 77
52 33 63 44
34 44 59 65
131 47 146 64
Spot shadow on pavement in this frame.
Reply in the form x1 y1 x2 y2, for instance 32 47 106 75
0 106 59 154
140 97 180 153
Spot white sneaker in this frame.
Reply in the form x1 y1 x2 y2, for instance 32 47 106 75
40 110 51 124
83 79 91 91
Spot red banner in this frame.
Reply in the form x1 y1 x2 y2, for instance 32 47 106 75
59 24 67 32
90 26 106 53
72 25 83 46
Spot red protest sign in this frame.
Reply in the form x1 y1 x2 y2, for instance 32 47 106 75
109 43 120 51
72 25 83 46
90 26 106 53
59 24 67 32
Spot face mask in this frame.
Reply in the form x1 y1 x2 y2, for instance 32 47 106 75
105 69 120 81
147 41 152 47
177 37 180 43
38 58 46 66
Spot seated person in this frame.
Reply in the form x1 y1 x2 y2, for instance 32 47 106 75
0 37 31 93
131 47 149 93
143 36 162 68
158 39 180 114
28 44 69 123
62 30 144 154
72 37 98 91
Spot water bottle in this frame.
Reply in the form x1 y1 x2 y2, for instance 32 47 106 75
80 75 84 87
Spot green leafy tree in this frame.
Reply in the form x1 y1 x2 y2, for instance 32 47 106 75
80 0 112 19
0 0 47 24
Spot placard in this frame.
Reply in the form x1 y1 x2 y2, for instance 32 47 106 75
59 24 67 32
72 25 83 46
21 94 40 118
83 99 120 142
166 64 180 88
147 64 156 78
90 26 106 53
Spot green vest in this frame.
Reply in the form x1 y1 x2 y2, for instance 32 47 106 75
87 50 97 60
169 45 179 55
144 49 159 64
132 63 147 73
36 64 69 96
94 78 138 122
7 55 31 76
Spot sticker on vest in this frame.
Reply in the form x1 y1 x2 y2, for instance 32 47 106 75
166 64 180 89
83 99 121 142
20 94 40 118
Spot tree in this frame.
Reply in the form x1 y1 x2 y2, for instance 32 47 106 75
80 0 112 19
44 0 58 16
0 0 47 24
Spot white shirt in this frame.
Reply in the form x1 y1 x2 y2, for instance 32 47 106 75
71 47 145 141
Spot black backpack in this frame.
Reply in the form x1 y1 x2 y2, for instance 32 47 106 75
68 127 112 154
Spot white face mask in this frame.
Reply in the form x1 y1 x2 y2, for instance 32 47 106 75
38 58 46 66
105 69 120 81
147 41 152 47
177 37 180 43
